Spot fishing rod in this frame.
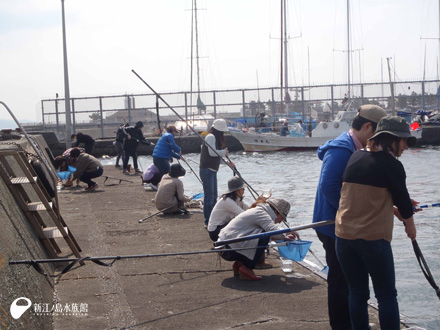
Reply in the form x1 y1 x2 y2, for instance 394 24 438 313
226 155 258 199
103 176 134 186
178 158 203 186
138 193 203 223
412 240 440 300
214 220 335 247
414 203 440 209
131 70 258 195
9 243 294 278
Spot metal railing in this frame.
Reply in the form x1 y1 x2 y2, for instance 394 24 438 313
38 79 440 139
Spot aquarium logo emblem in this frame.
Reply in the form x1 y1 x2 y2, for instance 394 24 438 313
10 297 32 319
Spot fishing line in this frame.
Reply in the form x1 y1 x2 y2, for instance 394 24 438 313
178 158 203 186
131 70 258 196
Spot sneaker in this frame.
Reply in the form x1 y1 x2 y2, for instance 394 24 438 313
123 170 129 175
85 184 98 191
148 183 158 191
135 169 143 174
115 164 121 168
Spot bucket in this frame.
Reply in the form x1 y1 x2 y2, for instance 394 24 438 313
57 171 71 180
276 240 312 261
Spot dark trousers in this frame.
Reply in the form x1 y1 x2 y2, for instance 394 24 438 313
153 157 171 181
79 167 103 187
123 147 138 170
220 236 269 269
317 231 351 330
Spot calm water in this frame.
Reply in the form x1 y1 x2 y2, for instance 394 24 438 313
101 146 440 329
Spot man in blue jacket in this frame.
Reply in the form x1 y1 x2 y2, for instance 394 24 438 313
152 126 183 181
313 104 387 330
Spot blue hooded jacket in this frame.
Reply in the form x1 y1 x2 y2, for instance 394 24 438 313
312 132 355 238
152 132 181 160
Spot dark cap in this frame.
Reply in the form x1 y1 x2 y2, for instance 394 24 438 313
135 121 144 128
169 164 186 178
368 116 417 147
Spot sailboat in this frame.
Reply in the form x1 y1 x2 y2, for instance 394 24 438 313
230 0 355 151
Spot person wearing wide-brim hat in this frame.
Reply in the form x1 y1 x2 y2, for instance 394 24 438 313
207 177 249 241
199 119 235 228
335 116 418 329
217 198 300 281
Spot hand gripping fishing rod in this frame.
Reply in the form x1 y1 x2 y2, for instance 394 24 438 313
131 70 259 198
213 220 335 247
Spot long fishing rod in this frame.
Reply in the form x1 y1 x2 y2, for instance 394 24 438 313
214 220 335 247
131 70 258 195
138 204 180 223
226 155 258 199
9 243 293 278
415 203 440 209
178 158 203 186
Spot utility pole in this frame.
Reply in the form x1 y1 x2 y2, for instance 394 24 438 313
61 0 72 148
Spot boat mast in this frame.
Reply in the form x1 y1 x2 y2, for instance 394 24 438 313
280 0 284 109
283 0 289 101
190 0 194 112
386 57 396 116
346 0 351 99
194 0 201 114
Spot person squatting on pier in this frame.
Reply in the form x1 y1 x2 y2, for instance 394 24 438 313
152 125 183 181
217 198 299 281
68 148 103 191
312 104 387 330
335 116 418 330
199 119 234 228
122 121 154 175
154 164 192 214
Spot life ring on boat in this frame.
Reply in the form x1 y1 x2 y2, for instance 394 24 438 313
322 123 328 129
334 123 339 129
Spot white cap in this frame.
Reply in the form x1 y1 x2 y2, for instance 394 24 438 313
212 119 229 132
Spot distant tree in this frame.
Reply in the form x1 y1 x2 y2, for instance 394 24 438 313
397 94 408 110
89 112 101 122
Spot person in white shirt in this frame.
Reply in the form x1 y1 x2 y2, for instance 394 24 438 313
207 177 249 241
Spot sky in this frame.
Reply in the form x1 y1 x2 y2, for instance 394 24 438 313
1 0 440 122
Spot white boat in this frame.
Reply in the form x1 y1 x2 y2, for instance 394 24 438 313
172 114 214 133
230 110 355 152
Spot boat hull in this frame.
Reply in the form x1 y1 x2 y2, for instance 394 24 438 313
230 131 330 152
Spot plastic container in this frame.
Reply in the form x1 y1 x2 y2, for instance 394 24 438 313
57 171 71 180
277 240 312 262
280 258 293 273
68 166 77 172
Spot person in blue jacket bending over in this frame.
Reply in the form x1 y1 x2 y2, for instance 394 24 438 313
153 126 183 181
312 104 387 330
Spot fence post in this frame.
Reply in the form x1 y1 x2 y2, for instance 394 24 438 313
331 85 335 120
241 90 246 118
213 91 217 119
41 100 45 131
184 92 188 134
71 99 76 133
55 96 59 133
99 97 104 138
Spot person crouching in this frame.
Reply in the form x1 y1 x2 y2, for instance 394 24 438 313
68 148 103 191
155 164 192 214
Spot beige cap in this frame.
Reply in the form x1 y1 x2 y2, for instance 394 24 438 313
357 104 387 123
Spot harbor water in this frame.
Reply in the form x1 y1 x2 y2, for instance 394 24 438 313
101 146 440 329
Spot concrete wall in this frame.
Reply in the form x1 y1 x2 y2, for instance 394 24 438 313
0 137 55 329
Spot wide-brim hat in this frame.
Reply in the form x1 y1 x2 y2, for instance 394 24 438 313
212 119 229 132
357 104 387 123
224 177 245 194
267 198 291 220
368 116 417 147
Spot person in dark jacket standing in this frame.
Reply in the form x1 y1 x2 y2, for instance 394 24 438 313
312 105 387 330
122 121 154 175
71 132 95 154
113 123 128 168
336 116 418 330
152 125 183 181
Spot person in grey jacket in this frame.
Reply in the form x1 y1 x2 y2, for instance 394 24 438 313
217 198 299 281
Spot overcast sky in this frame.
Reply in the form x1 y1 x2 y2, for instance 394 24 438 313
1 0 439 121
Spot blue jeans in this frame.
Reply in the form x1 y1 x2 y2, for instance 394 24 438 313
336 238 400 330
200 167 217 225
